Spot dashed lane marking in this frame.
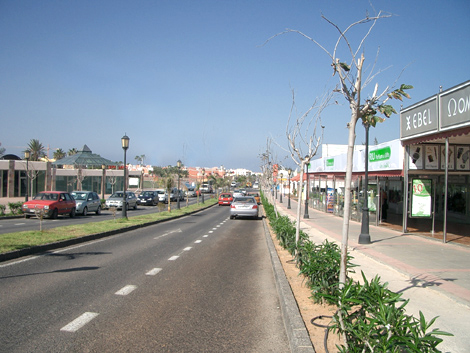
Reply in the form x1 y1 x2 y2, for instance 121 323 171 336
194 240 202 244
115 285 137 296
146 268 162 276
168 255 179 261
60 312 99 332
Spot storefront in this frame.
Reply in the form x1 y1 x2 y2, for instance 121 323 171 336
307 139 405 226
400 81 470 242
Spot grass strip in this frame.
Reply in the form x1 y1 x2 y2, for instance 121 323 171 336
0 199 217 254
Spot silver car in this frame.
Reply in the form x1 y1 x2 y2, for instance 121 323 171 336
105 191 138 210
71 191 102 216
230 196 259 220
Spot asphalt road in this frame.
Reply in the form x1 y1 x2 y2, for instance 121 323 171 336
0 197 203 234
0 205 289 352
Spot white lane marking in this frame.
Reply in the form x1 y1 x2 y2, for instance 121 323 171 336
209 231 213 233
203 235 208 238
168 255 179 261
115 285 137 296
183 247 192 251
146 268 162 276
154 229 182 239
15 223 26 226
212 228 217 230
61 312 99 332
194 240 202 244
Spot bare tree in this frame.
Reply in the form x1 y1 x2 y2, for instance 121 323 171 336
286 91 331 250
268 9 412 291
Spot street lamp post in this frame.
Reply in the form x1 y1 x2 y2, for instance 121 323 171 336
358 123 371 244
177 160 182 210
24 150 30 202
121 134 130 219
304 158 309 219
201 168 205 203
287 168 292 209
279 172 283 203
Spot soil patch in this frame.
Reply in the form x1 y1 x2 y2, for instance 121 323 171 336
266 219 342 352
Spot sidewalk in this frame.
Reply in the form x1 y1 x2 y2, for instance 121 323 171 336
275 198 470 353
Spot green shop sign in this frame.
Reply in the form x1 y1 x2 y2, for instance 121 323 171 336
326 158 334 167
369 146 391 162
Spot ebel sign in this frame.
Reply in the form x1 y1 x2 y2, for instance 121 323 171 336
400 80 470 140
400 96 439 140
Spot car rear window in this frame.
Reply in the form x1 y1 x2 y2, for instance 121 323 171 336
234 197 255 203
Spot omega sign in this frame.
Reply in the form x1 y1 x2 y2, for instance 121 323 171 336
440 81 470 130
400 96 438 140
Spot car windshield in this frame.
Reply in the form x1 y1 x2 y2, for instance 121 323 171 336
71 192 87 200
33 193 58 201
221 194 231 198
141 191 152 196
233 197 255 203
156 191 164 194
110 192 123 198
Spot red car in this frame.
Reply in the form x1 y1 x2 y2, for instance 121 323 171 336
218 192 233 206
22 191 76 219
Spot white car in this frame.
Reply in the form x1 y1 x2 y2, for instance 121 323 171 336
105 191 138 210
231 181 237 187
155 189 166 202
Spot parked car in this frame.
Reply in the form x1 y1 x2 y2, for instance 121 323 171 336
186 187 197 197
164 187 180 203
137 191 159 206
155 189 166 202
105 191 138 210
71 191 102 216
200 183 213 193
247 192 261 205
218 193 233 206
230 196 259 220
22 191 76 219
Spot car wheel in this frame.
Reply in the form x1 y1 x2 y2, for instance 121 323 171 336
96 206 101 215
25 214 31 219
51 209 59 219
70 208 76 218
134 203 138 210
83 207 88 216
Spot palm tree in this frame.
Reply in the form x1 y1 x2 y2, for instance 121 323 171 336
68 148 78 156
27 139 46 161
53 148 66 161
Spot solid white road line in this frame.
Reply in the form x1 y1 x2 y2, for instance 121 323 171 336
60 312 99 332
115 285 137 296
146 268 162 276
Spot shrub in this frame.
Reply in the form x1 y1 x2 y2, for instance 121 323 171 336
0 204 5 216
326 272 452 352
8 202 24 215
297 239 355 304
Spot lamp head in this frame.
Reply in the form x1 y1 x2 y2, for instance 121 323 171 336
24 150 31 160
121 134 130 150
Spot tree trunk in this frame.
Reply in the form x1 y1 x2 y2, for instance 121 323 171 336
295 160 305 248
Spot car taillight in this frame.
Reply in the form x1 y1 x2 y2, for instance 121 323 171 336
252 205 258 209
231 204 235 208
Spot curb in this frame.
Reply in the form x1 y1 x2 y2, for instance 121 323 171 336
262 215 315 353
0 202 217 263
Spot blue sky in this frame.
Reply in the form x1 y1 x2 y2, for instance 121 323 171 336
1 0 469 171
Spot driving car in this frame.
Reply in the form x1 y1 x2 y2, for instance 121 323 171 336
218 192 233 206
22 191 76 219
105 191 138 210
230 196 259 220
230 181 237 187
247 192 261 205
137 191 159 206
233 189 244 198
71 191 102 215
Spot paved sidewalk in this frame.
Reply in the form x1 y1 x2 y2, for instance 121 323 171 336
275 198 470 353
